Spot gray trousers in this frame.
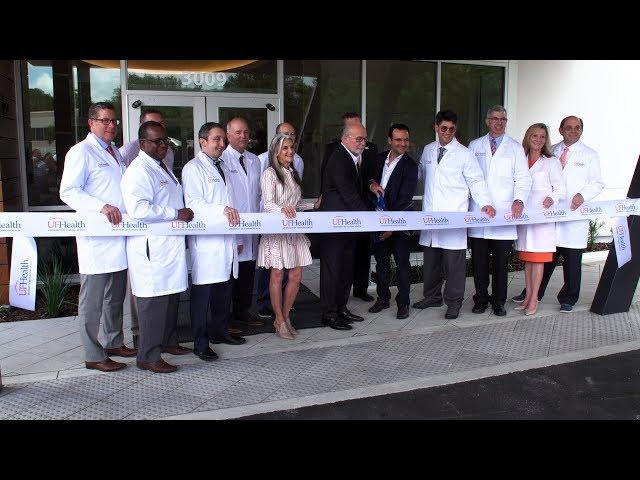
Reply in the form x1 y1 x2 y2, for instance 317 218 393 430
135 293 179 363
127 274 139 336
78 270 127 362
422 247 466 308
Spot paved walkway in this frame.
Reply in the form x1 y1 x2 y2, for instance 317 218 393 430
1 252 639 419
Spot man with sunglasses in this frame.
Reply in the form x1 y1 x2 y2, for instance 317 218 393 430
119 108 175 348
412 110 495 320
121 121 194 373
467 105 532 317
60 102 135 373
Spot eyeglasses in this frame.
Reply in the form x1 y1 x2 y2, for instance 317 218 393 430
349 135 367 143
563 126 582 132
487 117 507 123
143 137 171 146
91 117 120 126
438 125 456 133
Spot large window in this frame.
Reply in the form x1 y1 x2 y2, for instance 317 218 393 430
21 60 122 207
440 63 505 146
127 60 277 94
366 61 437 163
284 60 362 197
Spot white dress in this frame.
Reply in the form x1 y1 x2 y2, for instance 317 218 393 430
257 167 314 269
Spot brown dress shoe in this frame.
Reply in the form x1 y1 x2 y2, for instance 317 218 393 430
136 359 178 373
246 318 264 327
228 324 244 335
161 344 192 355
85 358 126 372
105 345 138 357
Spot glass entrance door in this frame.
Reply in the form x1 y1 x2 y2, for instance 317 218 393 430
126 94 206 181
206 97 279 156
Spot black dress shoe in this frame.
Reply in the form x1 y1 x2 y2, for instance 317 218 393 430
472 303 488 314
412 298 443 309
445 305 460 319
368 301 390 313
338 309 364 322
493 305 507 316
321 317 353 330
354 293 374 302
211 334 247 345
193 347 218 361
396 305 409 319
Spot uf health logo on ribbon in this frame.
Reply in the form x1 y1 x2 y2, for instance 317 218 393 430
464 214 489 224
504 213 530 222
14 258 31 296
170 220 207 231
615 202 637 214
332 216 362 228
580 205 603 215
423 215 449 225
47 217 86 232
379 215 407 226
282 218 313 229
543 209 567 218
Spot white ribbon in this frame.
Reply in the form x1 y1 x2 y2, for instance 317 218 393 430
4 198 638 311
613 216 632 268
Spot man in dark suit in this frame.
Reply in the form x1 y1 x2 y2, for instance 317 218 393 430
319 123 370 330
367 124 418 319
321 112 378 302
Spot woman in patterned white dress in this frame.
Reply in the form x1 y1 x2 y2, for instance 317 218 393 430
257 133 319 339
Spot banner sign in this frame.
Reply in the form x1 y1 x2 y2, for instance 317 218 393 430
4 198 637 311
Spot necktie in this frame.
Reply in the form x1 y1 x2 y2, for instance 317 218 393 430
157 160 177 184
214 159 226 184
239 154 247 174
437 146 446 164
106 145 118 164
559 146 570 169
490 137 497 156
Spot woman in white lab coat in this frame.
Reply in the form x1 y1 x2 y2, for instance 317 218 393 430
515 124 565 315
256 133 318 339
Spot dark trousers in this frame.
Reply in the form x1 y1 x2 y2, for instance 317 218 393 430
470 237 513 307
190 278 232 352
256 266 288 311
352 232 372 296
372 233 411 306
136 293 179 363
422 246 466 308
233 260 256 319
520 247 584 306
320 232 356 318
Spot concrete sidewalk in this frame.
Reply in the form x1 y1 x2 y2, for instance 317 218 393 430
1 253 639 420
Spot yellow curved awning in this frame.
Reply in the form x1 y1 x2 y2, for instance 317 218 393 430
84 60 258 74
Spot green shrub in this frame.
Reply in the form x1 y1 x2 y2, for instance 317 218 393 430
588 219 606 250
37 256 70 317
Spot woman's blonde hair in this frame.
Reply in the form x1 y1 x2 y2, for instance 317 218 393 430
522 123 553 157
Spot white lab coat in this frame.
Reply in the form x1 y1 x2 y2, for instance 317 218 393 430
419 139 492 250
516 155 566 252
258 151 304 179
221 145 261 261
120 151 188 297
59 133 127 275
552 140 605 249
182 152 239 285
468 134 532 240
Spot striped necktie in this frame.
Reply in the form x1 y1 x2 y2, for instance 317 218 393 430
559 146 570 169
490 137 497 156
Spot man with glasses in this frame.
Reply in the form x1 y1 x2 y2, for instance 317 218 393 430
467 105 532 316
319 123 369 330
512 116 604 313
322 112 379 303
412 110 495 320
119 108 175 348
60 101 135 372
255 122 305 320
121 121 194 373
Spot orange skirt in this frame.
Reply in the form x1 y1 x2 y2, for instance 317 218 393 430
518 251 553 262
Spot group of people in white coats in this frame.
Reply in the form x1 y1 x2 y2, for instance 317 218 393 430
411 106 604 322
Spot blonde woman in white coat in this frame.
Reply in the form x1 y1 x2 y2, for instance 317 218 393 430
515 124 565 315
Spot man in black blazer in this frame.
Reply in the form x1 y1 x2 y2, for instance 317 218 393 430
321 112 379 302
367 124 418 319
319 123 370 330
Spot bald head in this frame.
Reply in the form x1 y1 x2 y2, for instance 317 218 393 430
341 123 367 156
226 117 250 152
276 122 296 137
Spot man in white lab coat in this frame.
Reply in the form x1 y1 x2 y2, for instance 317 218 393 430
468 105 532 316
513 116 604 312
60 101 136 372
221 117 263 333
121 121 194 373
255 122 305 319
119 108 175 348
413 110 495 320
182 122 245 361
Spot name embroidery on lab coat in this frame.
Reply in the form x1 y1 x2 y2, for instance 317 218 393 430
159 179 168 186
97 162 109 168
207 177 221 183
574 162 586 166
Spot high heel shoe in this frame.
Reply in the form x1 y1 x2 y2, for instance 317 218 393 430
274 320 294 340
514 305 527 311
285 317 298 336
525 306 538 316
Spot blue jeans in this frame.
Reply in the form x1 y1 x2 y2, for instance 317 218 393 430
256 267 289 311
